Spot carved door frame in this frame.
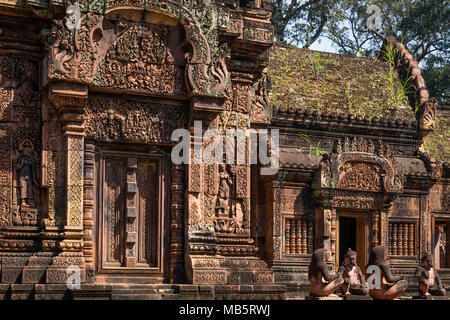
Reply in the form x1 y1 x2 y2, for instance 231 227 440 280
336 210 369 272
431 214 450 269
96 149 169 276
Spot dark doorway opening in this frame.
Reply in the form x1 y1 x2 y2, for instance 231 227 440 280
434 222 450 269
339 217 357 266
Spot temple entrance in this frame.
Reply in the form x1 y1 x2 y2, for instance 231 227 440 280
434 221 450 269
96 151 167 276
337 214 366 271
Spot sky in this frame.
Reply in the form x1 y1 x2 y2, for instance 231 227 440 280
309 37 339 53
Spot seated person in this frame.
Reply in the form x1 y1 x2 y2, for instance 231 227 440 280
366 245 408 300
338 248 368 295
415 252 446 297
308 248 344 297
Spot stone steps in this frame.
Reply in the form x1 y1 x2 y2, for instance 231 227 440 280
0 283 287 300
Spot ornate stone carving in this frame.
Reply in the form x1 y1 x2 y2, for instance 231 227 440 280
419 100 436 133
185 41 231 98
67 136 83 228
416 146 443 181
93 22 186 95
337 161 382 192
280 188 304 214
251 69 271 123
215 164 232 218
12 140 39 226
47 1 231 99
48 13 107 84
0 56 37 90
332 190 382 210
217 111 249 133
0 55 41 228
85 95 185 143
315 137 404 195
16 140 38 208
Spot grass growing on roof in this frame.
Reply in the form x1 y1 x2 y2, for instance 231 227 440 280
268 45 415 119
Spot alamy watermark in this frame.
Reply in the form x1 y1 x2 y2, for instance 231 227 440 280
66 265 81 290
366 264 381 289
66 3 81 30
171 121 279 175
366 5 382 31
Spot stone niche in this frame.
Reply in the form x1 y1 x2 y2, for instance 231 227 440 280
0 56 41 229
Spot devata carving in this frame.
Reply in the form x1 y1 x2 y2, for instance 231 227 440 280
85 96 185 143
213 164 247 234
16 140 38 211
0 55 40 228
215 164 232 218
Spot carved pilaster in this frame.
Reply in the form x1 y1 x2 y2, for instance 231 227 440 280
372 211 380 247
125 157 137 267
380 204 390 248
45 82 87 283
419 194 431 256
49 82 87 234
169 164 185 283
83 141 95 281
314 205 335 267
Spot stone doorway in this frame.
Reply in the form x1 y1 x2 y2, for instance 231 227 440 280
96 150 167 277
434 220 450 269
337 213 367 271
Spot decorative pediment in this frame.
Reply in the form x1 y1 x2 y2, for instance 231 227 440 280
46 0 231 98
314 137 405 195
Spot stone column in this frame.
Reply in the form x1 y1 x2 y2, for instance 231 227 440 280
125 157 137 267
372 211 380 248
169 164 185 283
419 193 431 257
83 140 95 282
314 203 336 269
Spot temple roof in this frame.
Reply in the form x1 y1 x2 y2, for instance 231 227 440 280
268 44 415 119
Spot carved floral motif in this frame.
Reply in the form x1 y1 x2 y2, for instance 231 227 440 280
85 96 185 143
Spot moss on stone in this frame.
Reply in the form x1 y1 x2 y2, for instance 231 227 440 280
268 45 414 119
423 115 450 163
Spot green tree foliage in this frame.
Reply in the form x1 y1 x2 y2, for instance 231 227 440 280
270 0 335 47
270 0 449 103
325 0 449 103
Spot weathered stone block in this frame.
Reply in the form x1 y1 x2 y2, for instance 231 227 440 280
1 267 22 284
46 266 86 284
22 266 47 283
